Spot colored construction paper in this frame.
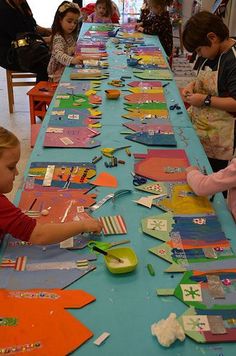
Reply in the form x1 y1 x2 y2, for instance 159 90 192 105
91 172 118 188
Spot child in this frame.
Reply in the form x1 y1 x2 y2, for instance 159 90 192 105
182 11 236 173
137 0 150 23
136 0 173 57
47 1 83 82
186 161 236 221
0 127 102 245
87 0 113 23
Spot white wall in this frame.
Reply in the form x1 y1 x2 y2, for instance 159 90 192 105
28 0 62 27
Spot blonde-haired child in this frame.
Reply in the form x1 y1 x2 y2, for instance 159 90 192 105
0 127 102 245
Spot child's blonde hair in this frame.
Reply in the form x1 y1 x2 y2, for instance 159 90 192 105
0 127 19 158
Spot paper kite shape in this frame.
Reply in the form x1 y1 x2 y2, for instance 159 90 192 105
124 92 165 103
178 307 236 343
57 81 91 94
70 68 109 80
125 131 177 146
174 270 236 310
0 239 96 289
24 161 96 193
128 80 163 88
150 182 215 214
0 288 95 355
99 215 127 235
123 120 173 133
141 212 174 241
18 190 97 223
133 69 172 80
54 92 101 109
43 127 101 148
134 149 189 181
49 107 101 128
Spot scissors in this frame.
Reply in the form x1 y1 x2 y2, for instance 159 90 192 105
131 172 147 186
101 145 131 158
169 103 181 110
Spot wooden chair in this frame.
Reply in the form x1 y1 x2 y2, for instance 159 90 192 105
6 69 36 113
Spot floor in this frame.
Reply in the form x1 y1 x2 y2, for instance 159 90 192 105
0 52 194 203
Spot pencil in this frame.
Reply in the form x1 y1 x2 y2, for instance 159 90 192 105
28 198 37 211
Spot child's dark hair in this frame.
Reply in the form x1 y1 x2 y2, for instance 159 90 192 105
149 0 173 7
95 0 113 18
51 1 80 41
183 11 229 53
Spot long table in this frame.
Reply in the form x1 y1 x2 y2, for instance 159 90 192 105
11 24 236 355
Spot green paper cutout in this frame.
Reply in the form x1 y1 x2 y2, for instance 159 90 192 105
156 288 175 296
178 308 206 343
124 102 167 110
141 212 174 241
133 69 172 80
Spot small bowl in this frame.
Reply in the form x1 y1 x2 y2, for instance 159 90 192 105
105 89 121 99
104 247 138 274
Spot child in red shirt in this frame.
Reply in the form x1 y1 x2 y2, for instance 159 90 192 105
0 126 102 245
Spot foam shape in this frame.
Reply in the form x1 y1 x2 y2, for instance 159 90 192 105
91 172 118 188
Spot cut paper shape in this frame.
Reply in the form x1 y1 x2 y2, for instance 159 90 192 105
25 162 96 192
99 215 127 235
175 270 236 310
134 149 189 181
43 127 101 148
49 108 101 128
54 93 101 110
18 190 97 223
134 194 165 208
182 315 210 332
133 69 172 80
57 81 91 95
156 289 175 296
70 69 109 80
91 172 118 188
123 120 173 133
178 307 236 343
124 93 165 103
152 182 215 215
128 81 162 88
136 181 167 195
0 239 96 289
125 132 177 146
142 212 174 242
181 284 203 302
0 289 95 355
122 110 168 120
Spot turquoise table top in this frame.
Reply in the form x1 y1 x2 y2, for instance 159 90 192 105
4 24 236 355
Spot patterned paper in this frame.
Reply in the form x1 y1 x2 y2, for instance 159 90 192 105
99 215 127 235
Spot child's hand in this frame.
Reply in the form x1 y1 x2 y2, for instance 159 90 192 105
186 166 200 174
71 56 83 65
135 22 142 30
137 26 144 33
182 82 195 98
82 218 102 234
184 93 206 107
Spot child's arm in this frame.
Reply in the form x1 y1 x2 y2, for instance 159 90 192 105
29 218 102 245
185 94 236 112
186 160 236 196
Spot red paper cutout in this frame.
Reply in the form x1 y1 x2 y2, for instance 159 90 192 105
91 172 118 187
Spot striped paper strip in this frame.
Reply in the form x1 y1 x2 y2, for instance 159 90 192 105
99 215 127 235
15 256 27 271
0 259 16 268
